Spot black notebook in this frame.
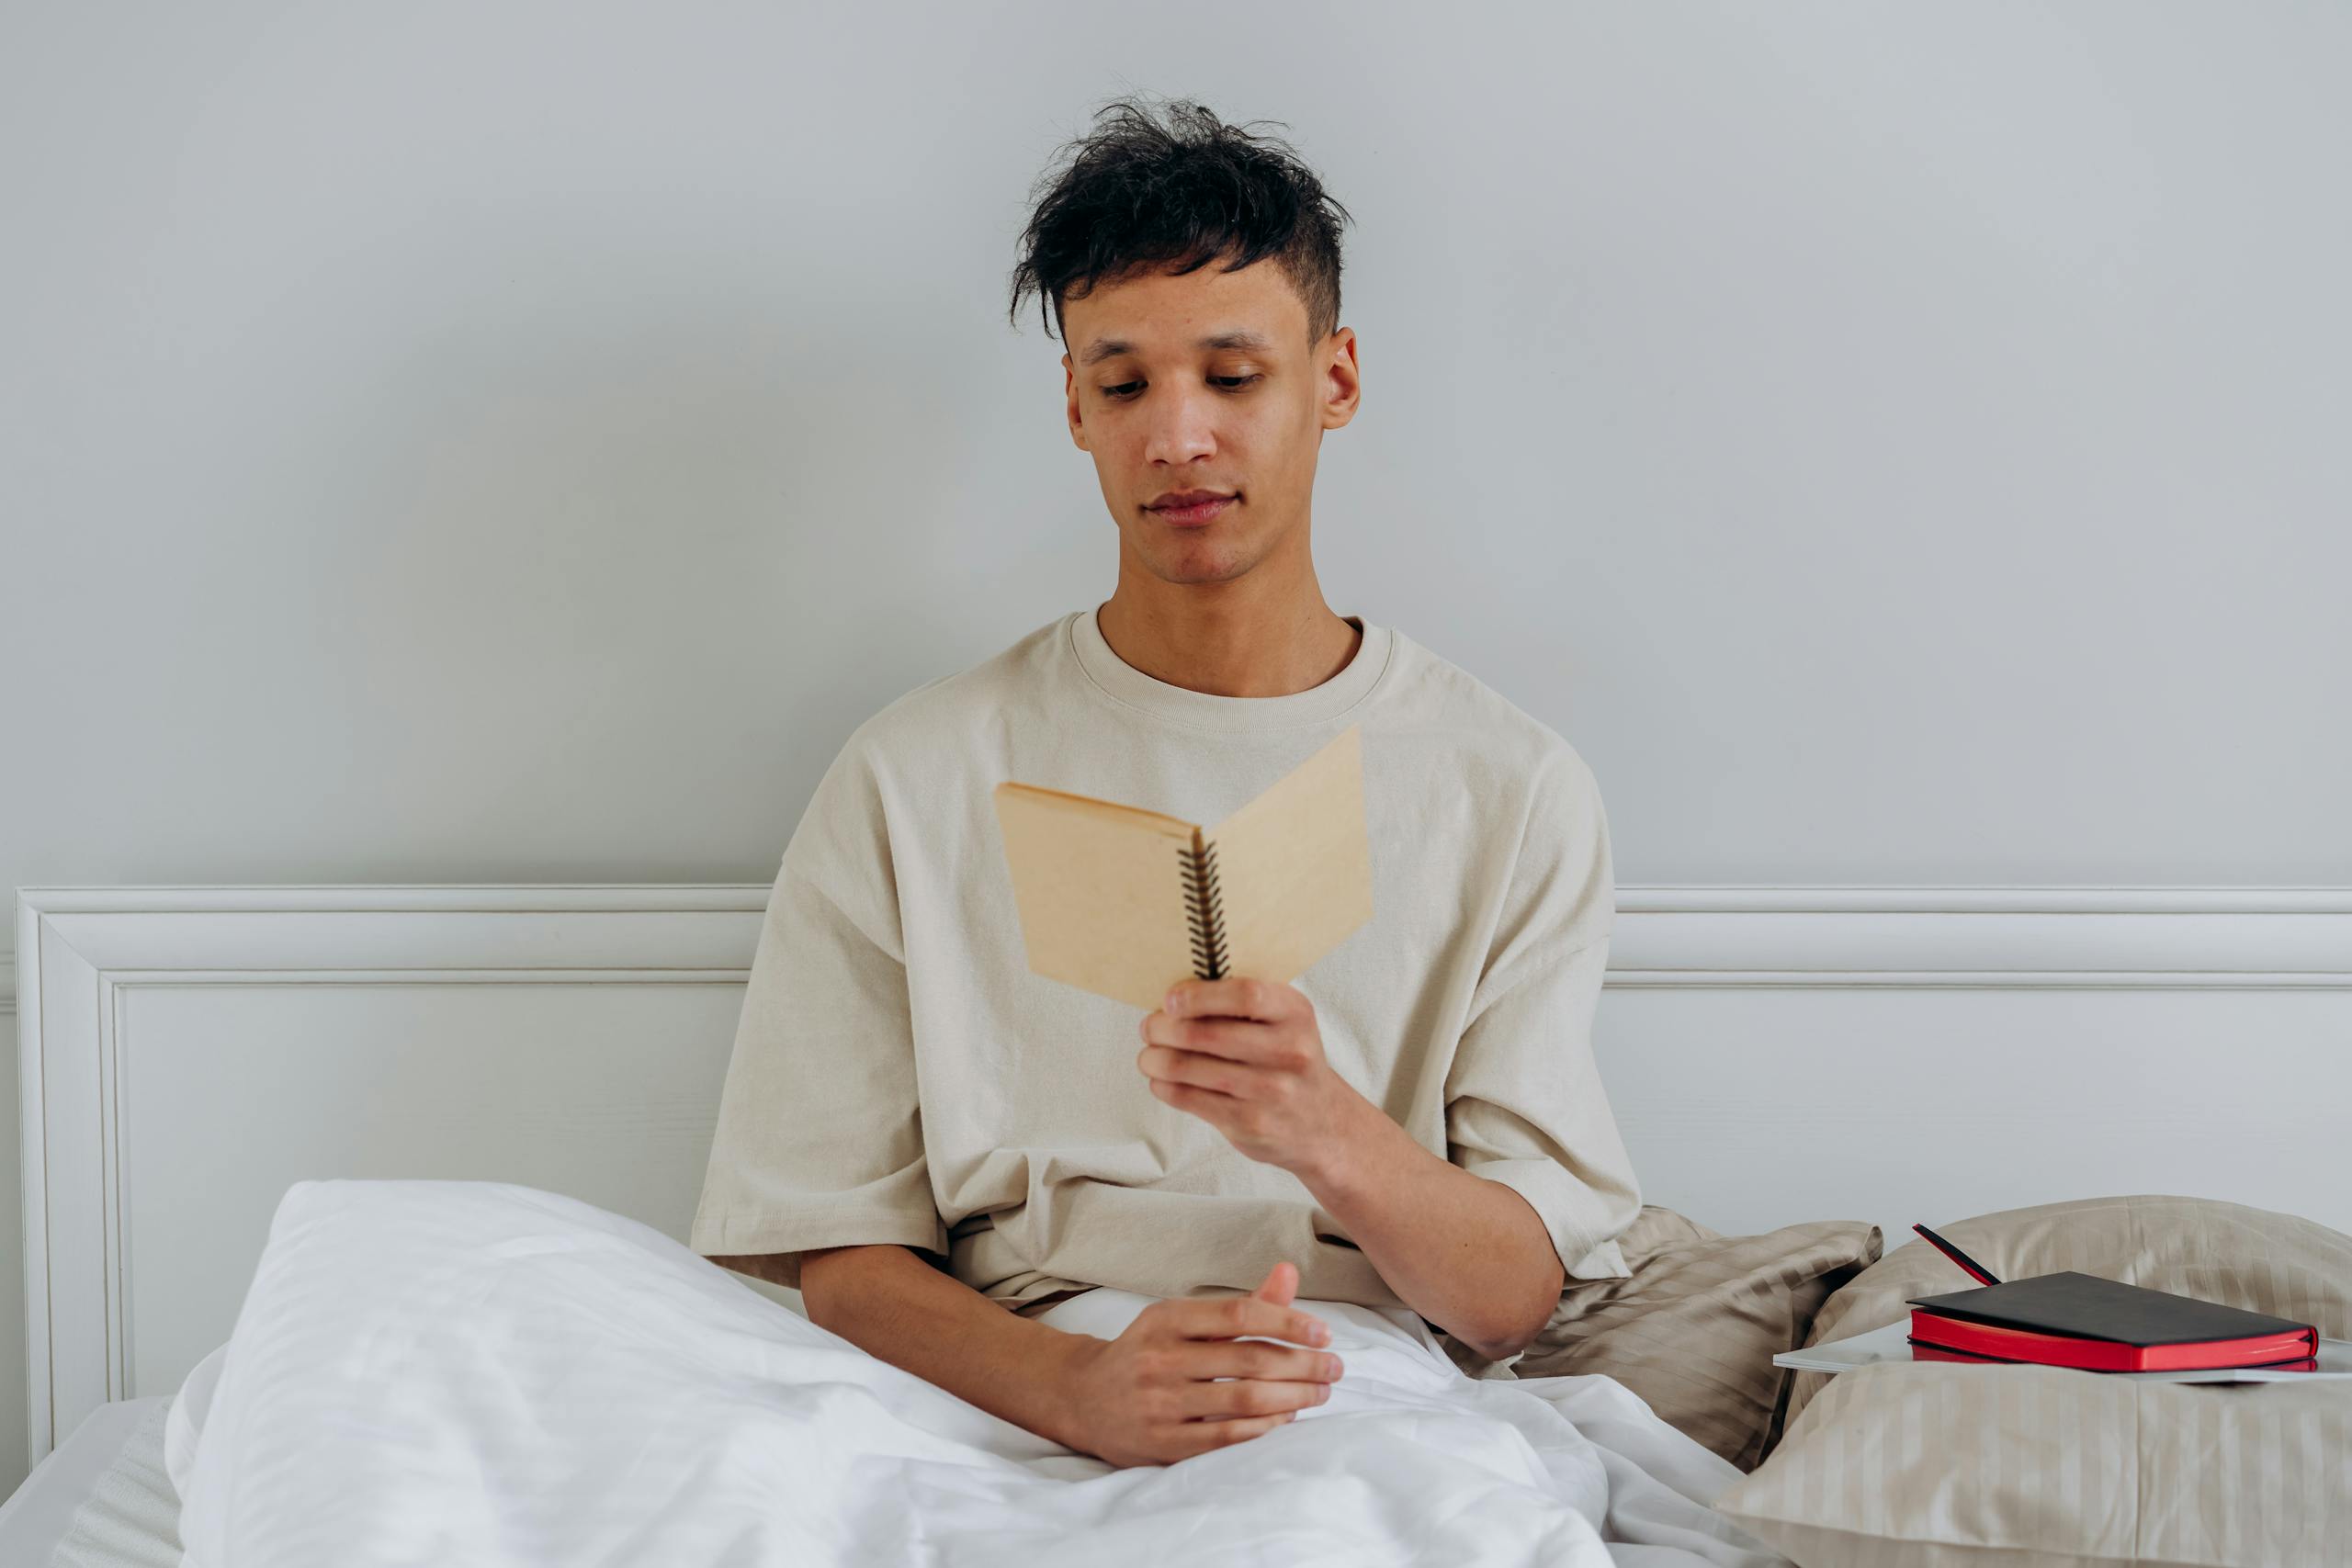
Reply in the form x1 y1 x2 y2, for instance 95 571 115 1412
1906 1270 2314 1347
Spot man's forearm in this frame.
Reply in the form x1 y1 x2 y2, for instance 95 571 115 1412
717 1245 1096 1446
1293 1100 1566 1361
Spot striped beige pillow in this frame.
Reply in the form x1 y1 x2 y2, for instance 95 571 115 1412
1789 1194 2352 1433
1715 1194 2352 1566
1716 1358 2352 1567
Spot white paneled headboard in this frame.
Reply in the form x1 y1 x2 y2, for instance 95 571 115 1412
17 885 2352 1461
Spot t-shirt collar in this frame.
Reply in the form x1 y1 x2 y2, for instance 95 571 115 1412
1068 598 1396 734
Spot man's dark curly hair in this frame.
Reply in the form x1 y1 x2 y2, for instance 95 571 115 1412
1008 95 1354 351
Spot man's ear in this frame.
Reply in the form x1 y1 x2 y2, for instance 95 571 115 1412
1320 327 1362 430
1063 353 1091 452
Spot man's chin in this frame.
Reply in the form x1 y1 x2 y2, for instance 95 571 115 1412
1148 551 1250 586
1123 526 1245 577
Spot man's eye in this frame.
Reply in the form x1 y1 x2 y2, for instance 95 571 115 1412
1100 375 1261 401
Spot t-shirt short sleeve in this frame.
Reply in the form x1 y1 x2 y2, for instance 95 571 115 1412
688 733 948 1292
1443 746 1641 1281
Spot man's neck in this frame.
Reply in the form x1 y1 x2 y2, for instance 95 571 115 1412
1094 587 1362 700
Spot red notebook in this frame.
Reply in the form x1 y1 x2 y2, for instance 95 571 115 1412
1911 1340 2321 1373
1905 1271 2320 1372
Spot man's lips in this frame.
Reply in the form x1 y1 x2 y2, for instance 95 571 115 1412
1149 494 1238 525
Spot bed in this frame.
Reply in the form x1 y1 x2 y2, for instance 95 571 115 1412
9 882 2349 1563
0 1397 175 1567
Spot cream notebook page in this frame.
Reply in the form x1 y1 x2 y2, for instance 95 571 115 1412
992 724 1374 1011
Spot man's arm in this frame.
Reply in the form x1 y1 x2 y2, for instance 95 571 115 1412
1136 751 1635 1363
715 1245 1100 1448
1363 750 1635 1359
1139 975 1577 1363
1292 1108 1566 1361
689 739 950 1292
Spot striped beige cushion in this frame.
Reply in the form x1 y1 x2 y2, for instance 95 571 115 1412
1440 1204 1883 1471
1789 1195 2352 1433
1716 1358 2352 1567
1715 1194 2352 1567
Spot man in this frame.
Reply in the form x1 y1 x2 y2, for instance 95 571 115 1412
691 95 1641 1472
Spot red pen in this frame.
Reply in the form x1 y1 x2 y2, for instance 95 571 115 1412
1912 1223 2001 1286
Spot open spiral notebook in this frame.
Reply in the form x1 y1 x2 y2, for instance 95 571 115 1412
991 723 1374 1012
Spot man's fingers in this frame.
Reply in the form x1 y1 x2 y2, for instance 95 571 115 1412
1165 976 1293 1023
1190 1340 1345 1387
1178 1375 1334 1421
1175 1292 1329 1346
1170 1409 1295 1457
1253 1259 1298 1306
1136 1043 1257 1095
1137 1022 1278 1074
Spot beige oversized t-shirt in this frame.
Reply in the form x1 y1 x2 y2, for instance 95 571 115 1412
688 602 1640 1314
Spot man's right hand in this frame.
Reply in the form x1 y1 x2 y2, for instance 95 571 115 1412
1057 1260 1345 1467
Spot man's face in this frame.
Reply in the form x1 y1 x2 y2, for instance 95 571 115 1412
1061 255 1360 586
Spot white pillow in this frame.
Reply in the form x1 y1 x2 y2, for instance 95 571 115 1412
163 1339 230 1501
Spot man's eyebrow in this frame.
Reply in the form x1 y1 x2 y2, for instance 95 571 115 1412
1078 330 1273 367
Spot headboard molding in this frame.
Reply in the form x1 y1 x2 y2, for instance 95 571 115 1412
16 884 2350 1461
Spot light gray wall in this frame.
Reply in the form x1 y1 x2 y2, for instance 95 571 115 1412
6 0 2346 1494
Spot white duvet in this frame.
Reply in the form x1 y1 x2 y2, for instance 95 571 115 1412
164 1179 1791 1567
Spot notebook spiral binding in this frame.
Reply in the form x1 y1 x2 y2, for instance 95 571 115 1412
1178 839 1229 981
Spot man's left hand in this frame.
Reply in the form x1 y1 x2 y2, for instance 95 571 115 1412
1137 978 1365 1175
